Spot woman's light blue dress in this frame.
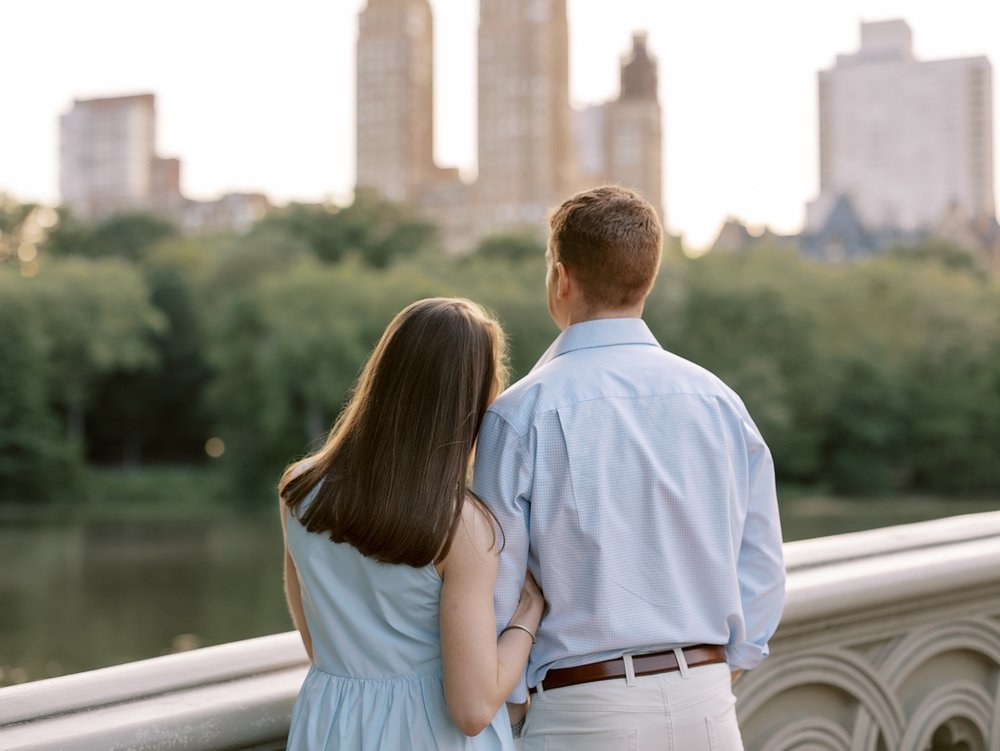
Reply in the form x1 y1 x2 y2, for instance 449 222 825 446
285 504 514 750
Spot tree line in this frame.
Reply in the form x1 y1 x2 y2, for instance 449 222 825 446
2 192 999 505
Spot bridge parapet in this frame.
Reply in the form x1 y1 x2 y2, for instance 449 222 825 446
741 511 1000 750
2 511 999 750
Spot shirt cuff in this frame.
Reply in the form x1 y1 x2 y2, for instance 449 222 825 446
507 681 529 705
725 641 769 671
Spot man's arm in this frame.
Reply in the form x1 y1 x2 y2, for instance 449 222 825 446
727 417 785 671
472 409 533 703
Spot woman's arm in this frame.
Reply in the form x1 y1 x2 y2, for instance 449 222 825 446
279 497 313 661
439 501 543 736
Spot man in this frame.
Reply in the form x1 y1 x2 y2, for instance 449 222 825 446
473 185 785 750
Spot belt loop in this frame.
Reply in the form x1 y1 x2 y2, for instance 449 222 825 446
535 680 544 697
673 647 690 679
623 653 637 686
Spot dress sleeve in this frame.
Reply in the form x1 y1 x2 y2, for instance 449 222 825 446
472 409 533 702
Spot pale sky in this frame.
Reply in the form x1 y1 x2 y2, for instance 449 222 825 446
2 0 997 249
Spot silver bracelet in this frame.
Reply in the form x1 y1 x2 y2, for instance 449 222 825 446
500 623 536 644
510 717 525 737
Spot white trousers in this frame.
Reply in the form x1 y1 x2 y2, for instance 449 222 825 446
517 662 743 751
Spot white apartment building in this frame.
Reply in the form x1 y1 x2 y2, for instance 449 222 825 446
60 93 267 231
60 94 161 220
808 19 995 234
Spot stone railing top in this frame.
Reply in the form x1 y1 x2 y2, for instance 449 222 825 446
780 509 1000 624
783 508 1000 571
0 631 308 729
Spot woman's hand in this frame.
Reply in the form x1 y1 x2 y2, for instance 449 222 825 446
510 571 544 632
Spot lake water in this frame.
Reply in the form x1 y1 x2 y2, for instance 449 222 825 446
1 495 998 688
0 518 289 688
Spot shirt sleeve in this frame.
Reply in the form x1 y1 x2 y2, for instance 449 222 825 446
472 409 532 703
727 417 786 671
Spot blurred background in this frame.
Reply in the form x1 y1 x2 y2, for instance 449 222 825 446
1 0 998 689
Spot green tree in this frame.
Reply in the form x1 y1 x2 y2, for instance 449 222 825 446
29 259 167 454
41 207 98 258
204 253 458 502
822 357 907 494
886 238 990 278
0 196 38 266
45 210 178 261
201 224 315 296
473 231 545 263
874 260 1000 491
446 250 559 379
89 212 178 261
88 257 213 465
0 272 80 502
254 189 438 268
0 196 59 272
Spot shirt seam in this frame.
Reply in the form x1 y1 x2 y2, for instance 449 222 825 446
496 391 732 432
484 409 531 456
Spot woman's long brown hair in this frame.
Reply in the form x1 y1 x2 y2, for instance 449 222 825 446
279 297 508 567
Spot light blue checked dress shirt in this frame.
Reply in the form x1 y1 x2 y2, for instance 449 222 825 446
473 318 785 702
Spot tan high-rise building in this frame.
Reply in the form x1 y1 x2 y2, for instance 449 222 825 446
571 33 664 223
477 0 574 234
351 3 666 251
356 0 436 203
60 93 176 220
607 33 664 222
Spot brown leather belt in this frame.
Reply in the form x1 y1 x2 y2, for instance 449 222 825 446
532 645 726 693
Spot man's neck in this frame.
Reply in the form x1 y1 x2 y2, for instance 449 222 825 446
563 305 644 328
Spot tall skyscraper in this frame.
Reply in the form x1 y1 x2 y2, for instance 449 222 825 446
607 33 664 221
60 94 181 220
477 0 574 233
571 33 664 222
807 19 995 235
355 0 436 203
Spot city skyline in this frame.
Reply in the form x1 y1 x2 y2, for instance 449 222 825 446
2 0 998 248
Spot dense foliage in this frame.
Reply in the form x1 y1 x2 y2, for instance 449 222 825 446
2 194 998 505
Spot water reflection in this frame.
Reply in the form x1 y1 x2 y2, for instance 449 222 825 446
3 497 998 687
0 519 291 687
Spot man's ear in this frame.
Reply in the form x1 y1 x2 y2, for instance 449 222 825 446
555 261 571 300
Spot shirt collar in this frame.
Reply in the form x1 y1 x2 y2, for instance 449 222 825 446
532 318 661 371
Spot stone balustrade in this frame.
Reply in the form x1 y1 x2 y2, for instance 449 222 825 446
2 511 999 750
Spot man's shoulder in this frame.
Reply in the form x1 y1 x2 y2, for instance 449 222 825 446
486 367 553 435
656 349 743 399
588 342 742 403
662 352 753 421
487 342 754 438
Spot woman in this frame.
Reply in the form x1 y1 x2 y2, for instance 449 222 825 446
279 297 543 750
